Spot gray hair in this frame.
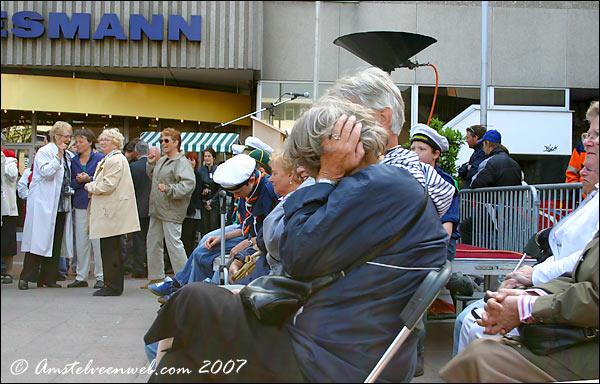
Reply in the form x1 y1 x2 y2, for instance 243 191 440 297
284 98 389 177
586 101 599 122
323 67 405 135
100 128 125 151
135 140 149 155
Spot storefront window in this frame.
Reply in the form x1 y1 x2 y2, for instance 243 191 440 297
418 86 480 126
494 88 566 107
1 110 33 143
260 81 411 137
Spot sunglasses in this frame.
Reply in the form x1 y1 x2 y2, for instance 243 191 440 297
159 138 171 144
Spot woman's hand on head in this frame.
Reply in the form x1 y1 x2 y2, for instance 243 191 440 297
317 115 365 183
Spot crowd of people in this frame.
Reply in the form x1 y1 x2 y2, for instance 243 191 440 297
1 66 598 382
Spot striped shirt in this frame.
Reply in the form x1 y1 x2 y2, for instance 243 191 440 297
381 146 454 217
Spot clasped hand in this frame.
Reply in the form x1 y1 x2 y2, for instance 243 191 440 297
476 289 527 335
76 172 91 184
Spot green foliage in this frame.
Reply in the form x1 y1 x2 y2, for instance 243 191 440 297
402 118 465 178
430 118 464 178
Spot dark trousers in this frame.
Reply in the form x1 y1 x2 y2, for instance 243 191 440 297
20 212 66 285
200 206 219 238
128 217 149 276
181 218 199 257
100 235 124 293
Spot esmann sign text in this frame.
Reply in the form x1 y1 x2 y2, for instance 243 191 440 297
0 11 201 41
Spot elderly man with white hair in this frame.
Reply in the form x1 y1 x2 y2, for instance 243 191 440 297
323 67 455 217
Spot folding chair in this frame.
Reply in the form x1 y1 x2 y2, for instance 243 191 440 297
216 190 229 285
365 261 452 383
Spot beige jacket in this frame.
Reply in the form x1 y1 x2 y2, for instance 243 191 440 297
87 152 140 239
146 151 195 224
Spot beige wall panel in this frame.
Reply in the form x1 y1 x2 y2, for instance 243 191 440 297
490 7 567 87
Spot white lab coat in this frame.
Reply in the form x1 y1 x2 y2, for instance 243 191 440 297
20 142 65 257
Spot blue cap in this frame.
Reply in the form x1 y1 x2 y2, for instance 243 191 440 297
479 129 501 144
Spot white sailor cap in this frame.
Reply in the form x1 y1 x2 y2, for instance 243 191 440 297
244 136 274 154
231 144 245 155
410 123 449 153
213 154 257 190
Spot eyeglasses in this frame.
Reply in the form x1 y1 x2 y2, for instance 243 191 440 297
582 132 599 142
159 138 171 144
98 138 112 142
59 134 72 139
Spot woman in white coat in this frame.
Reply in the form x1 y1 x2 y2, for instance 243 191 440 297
19 121 73 290
85 128 140 296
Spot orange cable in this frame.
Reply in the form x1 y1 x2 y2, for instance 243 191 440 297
426 63 439 126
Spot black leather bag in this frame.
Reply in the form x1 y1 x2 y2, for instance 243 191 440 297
519 323 599 355
240 272 344 325
239 186 429 326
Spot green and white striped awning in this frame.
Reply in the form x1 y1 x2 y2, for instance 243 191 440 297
140 132 240 153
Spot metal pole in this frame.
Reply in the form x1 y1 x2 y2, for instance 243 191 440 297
480 1 488 127
313 1 321 102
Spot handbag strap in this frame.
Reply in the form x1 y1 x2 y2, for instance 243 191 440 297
341 186 430 276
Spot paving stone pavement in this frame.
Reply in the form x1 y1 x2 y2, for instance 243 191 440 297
1 277 160 383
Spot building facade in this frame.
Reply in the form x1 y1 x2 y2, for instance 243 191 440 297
2 1 599 183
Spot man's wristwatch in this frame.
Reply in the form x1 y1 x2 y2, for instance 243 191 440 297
317 178 338 187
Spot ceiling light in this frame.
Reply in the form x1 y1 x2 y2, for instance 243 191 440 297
109 114 112 118
180 119 184 123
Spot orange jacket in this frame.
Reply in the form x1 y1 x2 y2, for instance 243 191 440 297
565 141 586 183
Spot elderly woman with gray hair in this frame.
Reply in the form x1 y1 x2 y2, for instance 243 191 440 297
144 98 447 382
85 128 140 296
19 121 73 290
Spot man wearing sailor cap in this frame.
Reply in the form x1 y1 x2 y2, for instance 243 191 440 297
148 154 278 302
232 136 274 155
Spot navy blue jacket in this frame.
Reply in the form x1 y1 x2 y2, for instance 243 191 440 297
470 147 522 188
280 163 447 382
70 150 105 209
435 165 460 239
458 142 486 188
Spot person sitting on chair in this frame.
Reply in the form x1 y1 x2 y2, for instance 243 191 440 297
453 99 600 356
440 231 599 382
143 98 448 382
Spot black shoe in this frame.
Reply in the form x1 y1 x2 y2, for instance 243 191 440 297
37 282 62 288
67 280 89 288
93 280 104 289
18 280 29 290
93 288 122 296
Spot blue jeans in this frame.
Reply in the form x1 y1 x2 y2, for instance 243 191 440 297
447 237 457 261
58 257 67 277
453 299 485 356
145 342 158 364
173 224 243 286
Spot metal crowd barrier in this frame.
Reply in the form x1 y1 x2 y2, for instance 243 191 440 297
458 183 583 253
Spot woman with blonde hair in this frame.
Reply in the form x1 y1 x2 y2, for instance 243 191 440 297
85 128 140 296
19 121 73 290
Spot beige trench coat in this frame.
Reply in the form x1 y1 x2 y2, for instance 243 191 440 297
87 152 140 239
